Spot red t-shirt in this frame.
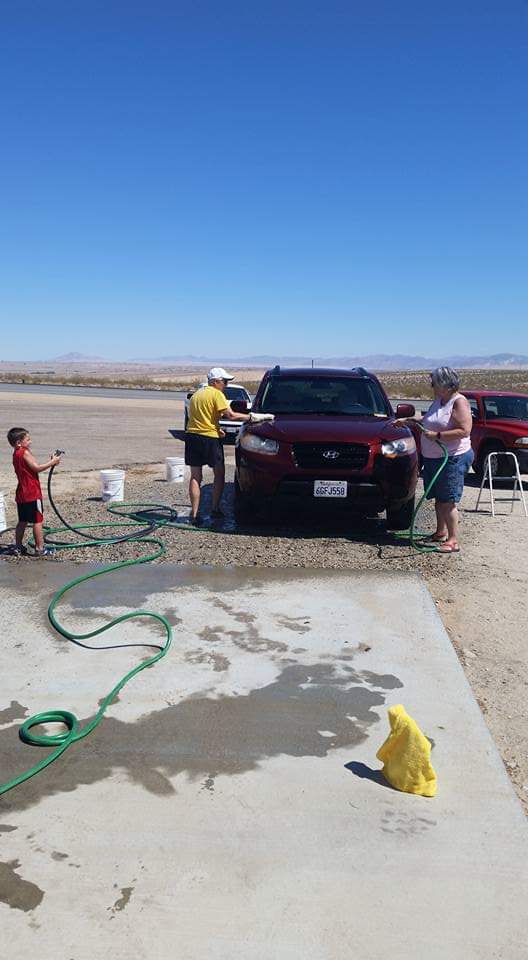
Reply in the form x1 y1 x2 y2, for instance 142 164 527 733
13 447 42 503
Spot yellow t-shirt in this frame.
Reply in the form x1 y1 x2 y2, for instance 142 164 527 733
187 385 228 438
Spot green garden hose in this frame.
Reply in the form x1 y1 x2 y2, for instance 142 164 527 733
0 465 204 798
0 524 176 797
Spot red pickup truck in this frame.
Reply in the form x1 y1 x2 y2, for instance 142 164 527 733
461 390 528 478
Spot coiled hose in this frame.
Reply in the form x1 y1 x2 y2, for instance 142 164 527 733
0 465 198 798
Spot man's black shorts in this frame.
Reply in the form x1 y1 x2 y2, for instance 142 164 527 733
17 499 44 523
184 433 225 468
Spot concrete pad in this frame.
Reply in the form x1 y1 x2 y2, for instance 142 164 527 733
0 563 527 959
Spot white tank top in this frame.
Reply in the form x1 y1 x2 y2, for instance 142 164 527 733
421 393 472 458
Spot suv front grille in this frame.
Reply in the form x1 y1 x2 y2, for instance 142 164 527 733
292 442 369 470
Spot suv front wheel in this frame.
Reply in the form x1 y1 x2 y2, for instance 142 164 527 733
234 476 273 525
386 497 415 532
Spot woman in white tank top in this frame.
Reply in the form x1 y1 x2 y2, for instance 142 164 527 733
395 367 473 553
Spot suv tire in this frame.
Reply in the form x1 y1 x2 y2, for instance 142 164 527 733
386 497 415 532
234 476 272 525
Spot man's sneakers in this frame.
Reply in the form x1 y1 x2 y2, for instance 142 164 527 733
190 508 225 527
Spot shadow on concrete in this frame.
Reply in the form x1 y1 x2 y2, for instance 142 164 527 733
344 761 395 790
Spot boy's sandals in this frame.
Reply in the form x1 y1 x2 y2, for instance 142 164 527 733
420 532 448 544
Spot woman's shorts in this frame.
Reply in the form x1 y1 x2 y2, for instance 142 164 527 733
17 499 44 523
422 450 474 503
184 433 225 469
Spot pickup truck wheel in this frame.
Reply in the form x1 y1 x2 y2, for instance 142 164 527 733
474 442 508 480
386 497 415 532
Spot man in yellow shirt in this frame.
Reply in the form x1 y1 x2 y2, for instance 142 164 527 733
185 367 272 525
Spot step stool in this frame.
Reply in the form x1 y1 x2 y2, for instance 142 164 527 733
475 451 527 517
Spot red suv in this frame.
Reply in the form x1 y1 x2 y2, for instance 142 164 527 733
461 390 528 478
234 367 419 528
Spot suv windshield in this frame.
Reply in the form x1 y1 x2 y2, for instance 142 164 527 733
259 376 389 416
484 395 528 422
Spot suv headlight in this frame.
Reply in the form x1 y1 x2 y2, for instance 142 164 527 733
240 433 279 456
514 437 528 447
381 436 416 458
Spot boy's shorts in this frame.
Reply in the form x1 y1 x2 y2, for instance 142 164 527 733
17 500 44 523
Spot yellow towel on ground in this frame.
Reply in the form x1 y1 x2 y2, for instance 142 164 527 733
376 704 437 797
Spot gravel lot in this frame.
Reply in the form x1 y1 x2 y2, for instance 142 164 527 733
1 390 527 812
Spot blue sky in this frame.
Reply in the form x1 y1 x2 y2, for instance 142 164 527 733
1 1 526 360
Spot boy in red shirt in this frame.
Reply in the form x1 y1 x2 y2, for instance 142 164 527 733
7 427 61 557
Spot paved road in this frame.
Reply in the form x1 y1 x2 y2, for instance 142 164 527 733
0 382 187 401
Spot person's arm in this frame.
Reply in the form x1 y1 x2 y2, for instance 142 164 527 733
393 416 421 428
217 399 274 424
422 397 472 442
23 450 61 473
219 405 250 423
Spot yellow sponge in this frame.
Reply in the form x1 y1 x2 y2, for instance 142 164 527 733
376 704 437 797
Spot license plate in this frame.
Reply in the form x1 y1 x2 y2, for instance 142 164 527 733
223 426 238 434
314 480 348 498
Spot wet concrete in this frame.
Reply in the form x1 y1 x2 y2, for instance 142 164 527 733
0 662 397 813
0 860 44 912
0 702 29 725
0 563 527 959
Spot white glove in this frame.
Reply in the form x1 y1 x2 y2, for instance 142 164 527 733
249 412 275 423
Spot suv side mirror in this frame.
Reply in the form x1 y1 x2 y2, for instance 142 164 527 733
231 400 249 414
396 403 415 418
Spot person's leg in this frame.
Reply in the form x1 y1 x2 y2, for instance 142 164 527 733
212 463 225 512
15 521 27 548
33 522 44 551
433 501 448 539
434 500 459 551
443 501 458 546
189 466 203 519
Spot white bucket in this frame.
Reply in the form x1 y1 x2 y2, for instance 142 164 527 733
0 492 6 533
100 469 125 502
166 456 185 483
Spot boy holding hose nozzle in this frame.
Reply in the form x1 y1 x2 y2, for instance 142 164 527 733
7 427 61 556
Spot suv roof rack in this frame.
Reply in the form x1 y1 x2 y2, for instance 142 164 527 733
271 364 281 375
350 366 368 376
